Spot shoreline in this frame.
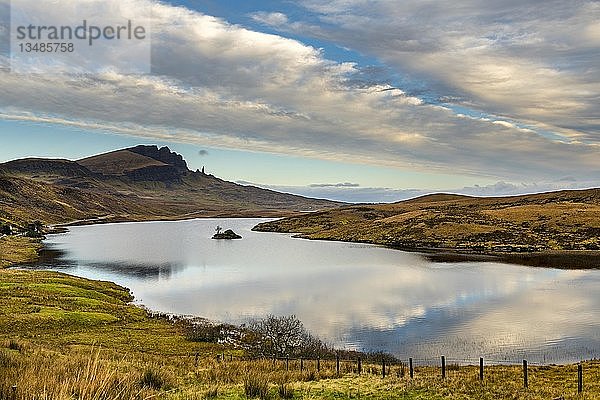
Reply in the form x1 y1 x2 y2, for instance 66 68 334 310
393 246 600 269
3 212 598 279
13 213 600 271
51 210 292 229
280 233 600 269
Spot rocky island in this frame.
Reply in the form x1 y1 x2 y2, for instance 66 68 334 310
212 228 242 240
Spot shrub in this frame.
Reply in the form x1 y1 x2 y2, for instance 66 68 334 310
0 224 11 235
248 315 329 359
0 349 17 368
25 221 43 238
186 322 229 343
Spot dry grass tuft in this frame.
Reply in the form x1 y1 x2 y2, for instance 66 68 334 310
243 374 270 399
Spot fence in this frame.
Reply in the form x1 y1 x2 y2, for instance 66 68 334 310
209 352 591 394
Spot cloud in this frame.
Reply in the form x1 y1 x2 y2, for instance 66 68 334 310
197 149 209 156
0 0 599 183
250 11 289 27
275 0 600 143
241 179 600 203
309 182 360 188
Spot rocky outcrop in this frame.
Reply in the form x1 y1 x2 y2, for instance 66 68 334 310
212 229 242 240
128 145 188 172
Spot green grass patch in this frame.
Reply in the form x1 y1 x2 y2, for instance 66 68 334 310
1 269 599 399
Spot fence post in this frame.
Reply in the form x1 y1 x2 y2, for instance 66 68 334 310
317 357 320 372
230 354 233 362
358 358 362 375
441 356 446 379
382 357 386 378
300 358 304 372
11 385 17 400
523 360 528 388
479 357 484 381
409 358 414 379
286 357 289 371
578 363 583 393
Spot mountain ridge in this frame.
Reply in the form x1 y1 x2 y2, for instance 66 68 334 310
0 145 342 227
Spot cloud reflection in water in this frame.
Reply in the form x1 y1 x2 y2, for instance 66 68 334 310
40 218 600 363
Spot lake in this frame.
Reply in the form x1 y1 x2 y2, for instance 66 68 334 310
33 218 600 365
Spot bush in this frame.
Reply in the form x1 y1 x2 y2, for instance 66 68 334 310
0 224 11 235
0 349 17 368
25 221 43 238
248 315 329 358
186 322 230 343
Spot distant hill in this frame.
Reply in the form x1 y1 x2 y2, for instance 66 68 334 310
253 188 600 267
78 149 168 176
0 145 341 227
78 145 190 182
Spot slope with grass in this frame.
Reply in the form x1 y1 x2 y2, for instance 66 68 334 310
0 268 218 398
0 145 341 229
0 236 41 268
254 189 600 268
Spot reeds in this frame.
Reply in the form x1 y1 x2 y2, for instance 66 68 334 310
0 347 161 400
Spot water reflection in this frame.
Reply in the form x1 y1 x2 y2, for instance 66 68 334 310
36 218 600 363
37 251 183 281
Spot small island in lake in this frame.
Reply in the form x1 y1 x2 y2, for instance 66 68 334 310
212 225 242 240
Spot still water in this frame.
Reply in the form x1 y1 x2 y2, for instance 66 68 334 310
34 218 600 364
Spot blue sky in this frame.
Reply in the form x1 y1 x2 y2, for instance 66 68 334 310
1 0 598 202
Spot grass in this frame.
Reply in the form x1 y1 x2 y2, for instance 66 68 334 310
244 374 270 399
253 188 600 268
1 248 599 398
0 152 339 229
0 236 41 268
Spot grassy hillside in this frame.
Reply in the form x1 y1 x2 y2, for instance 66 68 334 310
0 236 41 268
254 189 600 267
78 149 167 175
0 146 340 228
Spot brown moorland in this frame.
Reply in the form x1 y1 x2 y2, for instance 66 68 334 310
253 189 600 268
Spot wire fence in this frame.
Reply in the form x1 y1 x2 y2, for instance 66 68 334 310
202 351 595 394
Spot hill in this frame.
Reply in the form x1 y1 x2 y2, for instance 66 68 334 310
253 189 600 268
0 145 341 228
78 149 168 176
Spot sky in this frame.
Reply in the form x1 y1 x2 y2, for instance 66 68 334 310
0 0 598 202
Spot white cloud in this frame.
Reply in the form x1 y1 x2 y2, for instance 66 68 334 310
243 179 600 203
279 0 600 143
250 12 289 27
0 0 599 183
309 182 360 188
